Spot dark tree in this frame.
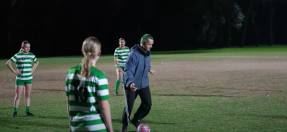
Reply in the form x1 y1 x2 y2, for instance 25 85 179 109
240 0 254 47
268 0 274 46
225 0 236 48
205 0 216 48
251 0 260 47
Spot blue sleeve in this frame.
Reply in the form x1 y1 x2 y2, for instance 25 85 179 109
124 52 137 87
148 56 151 71
148 52 151 71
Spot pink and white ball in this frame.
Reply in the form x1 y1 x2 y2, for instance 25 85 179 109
137 124 150 132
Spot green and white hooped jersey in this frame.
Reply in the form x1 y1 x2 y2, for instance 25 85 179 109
10 52 38 81
65 64 109 132
114 46 130 67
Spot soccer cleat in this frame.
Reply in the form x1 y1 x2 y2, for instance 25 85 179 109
114 92 119 96
11 112 17 117
131 118 140 128
120 125 128 132
25 112 34 116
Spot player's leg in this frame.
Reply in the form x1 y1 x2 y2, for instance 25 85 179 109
114 66 123 95
12 81 25 117
121 86 138 131
132 85 152 128
24 82 34 116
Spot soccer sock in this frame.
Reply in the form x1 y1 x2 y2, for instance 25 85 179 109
115 80 121 92
26 106 30 112
14 108 18 113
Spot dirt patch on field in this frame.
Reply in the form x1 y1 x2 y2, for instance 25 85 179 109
1 56 287 98
149 58 287 97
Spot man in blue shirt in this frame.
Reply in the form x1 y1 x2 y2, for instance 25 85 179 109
121 34 156 132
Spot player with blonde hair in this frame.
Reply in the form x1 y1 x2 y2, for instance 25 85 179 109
6 40 39 117
65 36 113 132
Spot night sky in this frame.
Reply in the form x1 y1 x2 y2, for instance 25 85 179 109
1 0 287 58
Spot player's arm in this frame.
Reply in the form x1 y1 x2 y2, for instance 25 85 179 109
31 61 39 73
114 49 120 68
96 74 113 132
6 60 21 75
65 74 72 132
99 100 113 132
114 56 120 68
66 96 71 132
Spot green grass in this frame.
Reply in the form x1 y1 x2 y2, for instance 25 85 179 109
0 46 287 132
1 92 286 132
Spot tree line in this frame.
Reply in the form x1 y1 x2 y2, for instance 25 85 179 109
2 0 285 57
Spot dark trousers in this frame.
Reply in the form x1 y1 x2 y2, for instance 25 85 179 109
122 85 152 125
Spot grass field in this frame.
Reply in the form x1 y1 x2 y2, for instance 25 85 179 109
0 46 287 132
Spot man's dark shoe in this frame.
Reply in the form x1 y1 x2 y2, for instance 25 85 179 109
25 112 34 116
131 118 140 128
11 112 17 117
114 92 119 96
120 125 128 132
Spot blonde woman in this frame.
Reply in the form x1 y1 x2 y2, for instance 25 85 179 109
65 36 113 132
6 40 39 117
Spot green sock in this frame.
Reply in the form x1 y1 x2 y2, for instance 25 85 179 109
115 80 121 92
14 108 18 113
26 106 30 112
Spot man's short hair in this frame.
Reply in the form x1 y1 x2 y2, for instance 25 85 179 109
140 34 153 44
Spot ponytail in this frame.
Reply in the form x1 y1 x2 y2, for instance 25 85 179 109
81 53 92 78
19 40 30 52
80 37 101 79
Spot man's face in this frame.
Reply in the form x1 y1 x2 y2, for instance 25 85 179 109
141 38 154 51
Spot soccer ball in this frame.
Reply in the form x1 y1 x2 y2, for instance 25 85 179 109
137 124 150 132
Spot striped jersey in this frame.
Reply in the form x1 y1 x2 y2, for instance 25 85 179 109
114 46 130 67
65 64 109 132
10 52 38 81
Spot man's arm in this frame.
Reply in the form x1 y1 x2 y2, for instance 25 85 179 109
149 69 156 75
148 57 155 75
124 53 136 88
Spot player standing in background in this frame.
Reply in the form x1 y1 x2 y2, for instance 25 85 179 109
65 36 113 132
113 38 130 96
6 40 39 117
